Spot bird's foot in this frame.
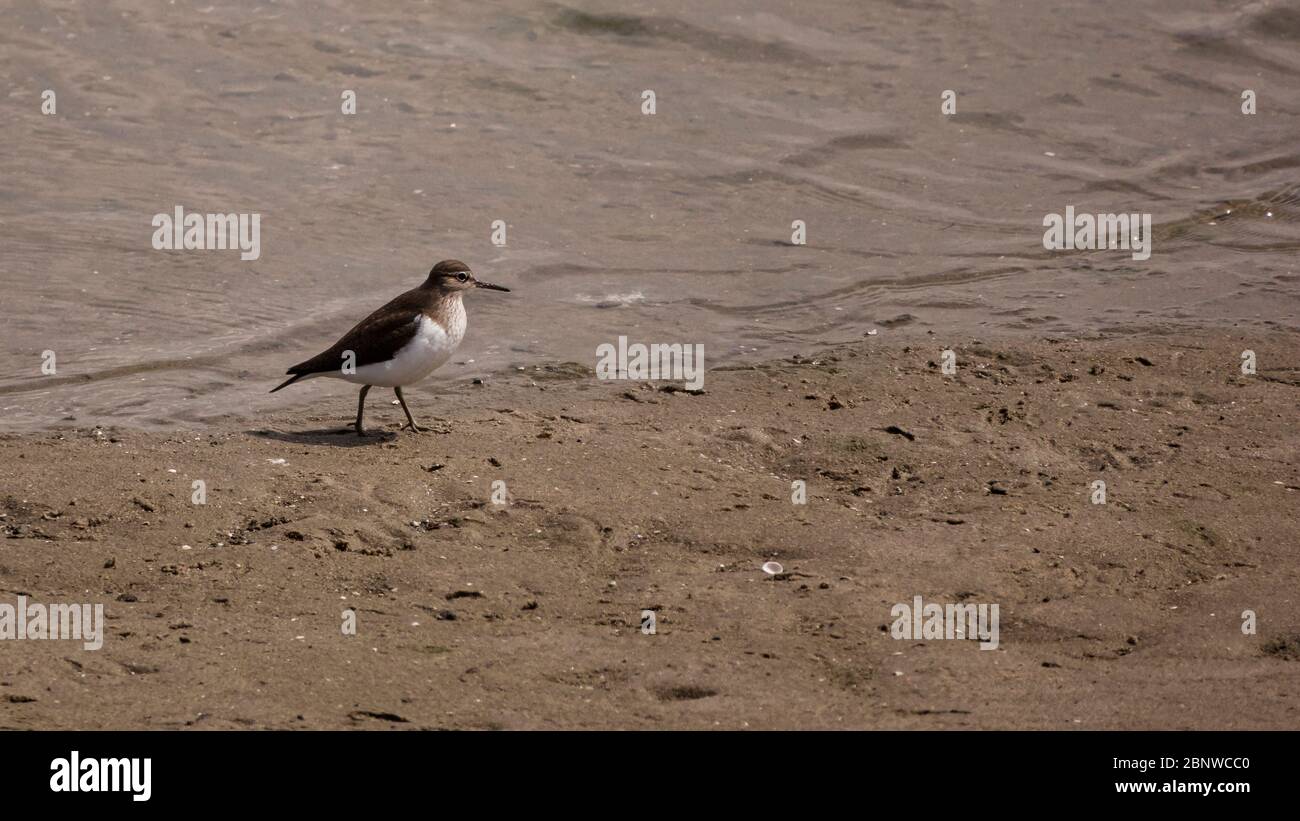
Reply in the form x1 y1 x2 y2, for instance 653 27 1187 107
403 422 427 433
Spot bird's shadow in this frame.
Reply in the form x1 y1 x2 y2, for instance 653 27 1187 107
249 427 400 447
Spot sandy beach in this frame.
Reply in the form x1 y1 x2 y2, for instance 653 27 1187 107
1 0 1299 730
2 330 1297 729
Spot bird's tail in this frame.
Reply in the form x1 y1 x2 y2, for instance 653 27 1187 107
270 372 306 393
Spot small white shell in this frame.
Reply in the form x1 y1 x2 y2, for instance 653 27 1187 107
761 561 784 575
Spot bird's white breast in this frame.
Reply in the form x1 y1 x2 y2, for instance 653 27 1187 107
342 300 466 388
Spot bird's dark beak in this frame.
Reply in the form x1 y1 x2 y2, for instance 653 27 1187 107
474 280 510 292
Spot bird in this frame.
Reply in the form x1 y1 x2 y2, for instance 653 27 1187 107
270 259 509 435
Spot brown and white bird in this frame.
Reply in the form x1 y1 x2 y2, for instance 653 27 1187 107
271 260 509 435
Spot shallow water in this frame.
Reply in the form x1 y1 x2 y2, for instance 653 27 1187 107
2 0 1298 430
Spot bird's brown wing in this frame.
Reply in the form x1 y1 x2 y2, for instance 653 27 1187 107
287 288 428 376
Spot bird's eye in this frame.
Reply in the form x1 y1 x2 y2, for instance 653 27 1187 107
456 272 469 282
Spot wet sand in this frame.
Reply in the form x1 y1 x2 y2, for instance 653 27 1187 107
2 330 1297 729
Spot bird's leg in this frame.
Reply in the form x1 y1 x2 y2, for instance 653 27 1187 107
354 384 372 436
394 386 426 433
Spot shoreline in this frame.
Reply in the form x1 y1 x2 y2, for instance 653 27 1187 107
4 318 1297 436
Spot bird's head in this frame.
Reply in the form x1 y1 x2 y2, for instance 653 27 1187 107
425 259 510 293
